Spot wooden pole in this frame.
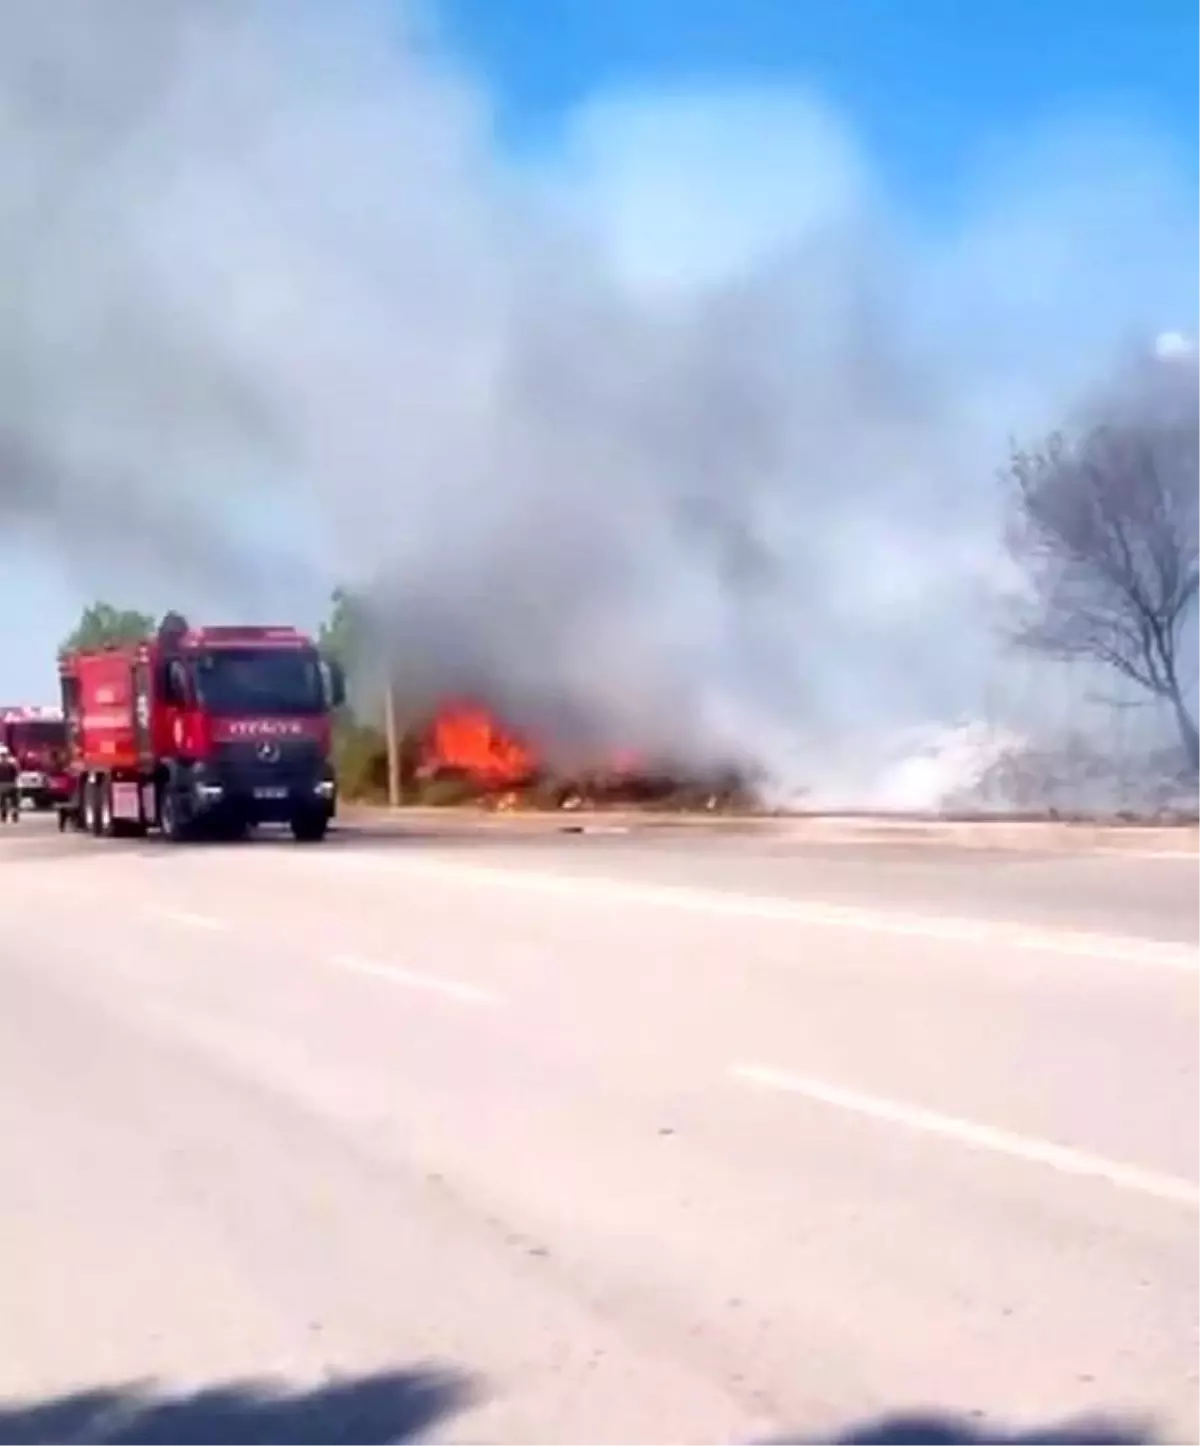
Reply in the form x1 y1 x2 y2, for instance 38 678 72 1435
384 677 401 808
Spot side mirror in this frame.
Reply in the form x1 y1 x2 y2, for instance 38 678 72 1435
326 660 347 710
159 660 189 706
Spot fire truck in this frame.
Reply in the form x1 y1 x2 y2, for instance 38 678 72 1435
0 705 70 811
58 613 345 842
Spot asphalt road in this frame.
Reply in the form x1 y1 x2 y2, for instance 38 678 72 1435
0 812 1196 1444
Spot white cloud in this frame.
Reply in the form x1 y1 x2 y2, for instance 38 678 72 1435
1156 331 1194 358
530 83 870 293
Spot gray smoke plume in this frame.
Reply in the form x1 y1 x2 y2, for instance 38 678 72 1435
2 0 1195 802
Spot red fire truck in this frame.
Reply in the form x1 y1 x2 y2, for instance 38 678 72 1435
0 705 70 811
58 613 345 842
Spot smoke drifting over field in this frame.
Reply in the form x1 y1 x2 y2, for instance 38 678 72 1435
1 0 1194 803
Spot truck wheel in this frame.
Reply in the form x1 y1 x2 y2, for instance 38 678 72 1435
97 779 116 838
290 812 329 843
159 788 187 843
85 777 105 837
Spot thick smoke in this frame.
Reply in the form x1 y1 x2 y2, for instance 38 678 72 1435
1 0 1194 802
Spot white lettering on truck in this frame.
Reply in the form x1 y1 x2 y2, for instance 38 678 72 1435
223 719 306 737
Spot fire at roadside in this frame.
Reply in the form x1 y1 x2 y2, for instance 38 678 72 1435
406 701 759 814
392 702 1199 821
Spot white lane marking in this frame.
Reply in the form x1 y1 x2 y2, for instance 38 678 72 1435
150 908 229 932
142 907 495 1004
732 1064 1200 1209
1059 846 1196 862
300 854 1198 970
331 953 498 1006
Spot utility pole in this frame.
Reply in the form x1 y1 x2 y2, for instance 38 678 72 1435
383 677 401 808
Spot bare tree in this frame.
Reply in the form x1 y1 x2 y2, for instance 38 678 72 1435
1003 347 1199 774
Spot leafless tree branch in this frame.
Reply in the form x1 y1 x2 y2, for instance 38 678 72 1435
1002 347 1199 773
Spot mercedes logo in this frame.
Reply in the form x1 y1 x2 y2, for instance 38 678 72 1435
256 741 281 764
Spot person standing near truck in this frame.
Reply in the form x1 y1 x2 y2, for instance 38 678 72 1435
0 745 19 823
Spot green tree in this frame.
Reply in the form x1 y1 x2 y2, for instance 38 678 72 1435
319 587 390 797
318 586 369 672
59 602 156 657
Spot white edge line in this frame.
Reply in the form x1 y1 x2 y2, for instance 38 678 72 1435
732 1063 1200 1209
305 855 1198 970
331 953 498 1006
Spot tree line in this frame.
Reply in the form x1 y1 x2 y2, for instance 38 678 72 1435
57 595 357 663
55 389 1200 791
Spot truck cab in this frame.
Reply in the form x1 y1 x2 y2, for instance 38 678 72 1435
0 707 68 811
156 625 345 840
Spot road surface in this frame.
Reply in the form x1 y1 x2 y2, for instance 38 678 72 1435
0 813 1196 1443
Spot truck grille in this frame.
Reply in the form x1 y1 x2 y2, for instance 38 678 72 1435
212 738 324 788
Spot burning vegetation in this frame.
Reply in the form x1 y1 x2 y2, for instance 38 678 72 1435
409 699 756 812
420 702 536 787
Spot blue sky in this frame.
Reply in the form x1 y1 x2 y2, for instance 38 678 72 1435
438 0 1198 207
6 0 1198 704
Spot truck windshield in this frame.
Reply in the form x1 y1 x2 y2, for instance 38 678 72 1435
192 648 326 716
11 722 65 750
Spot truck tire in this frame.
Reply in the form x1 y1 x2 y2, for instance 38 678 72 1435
159 786 187 843
290 812 329 843
85 776 104 837
96 777 115 838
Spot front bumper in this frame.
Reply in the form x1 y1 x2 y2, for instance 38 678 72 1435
17 771 53 805
189 774 337 823
183 751 337 824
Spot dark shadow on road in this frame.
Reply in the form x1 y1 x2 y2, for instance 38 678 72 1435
0 1383 1166 1446
760 1407 1156 1443
0 1365 475 1444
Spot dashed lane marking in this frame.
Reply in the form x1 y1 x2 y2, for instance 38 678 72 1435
331 953 499 1006
148 908 229 932
142 905 497 1005
732 1063 1200 1209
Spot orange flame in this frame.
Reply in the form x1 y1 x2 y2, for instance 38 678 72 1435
423 702 536 785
